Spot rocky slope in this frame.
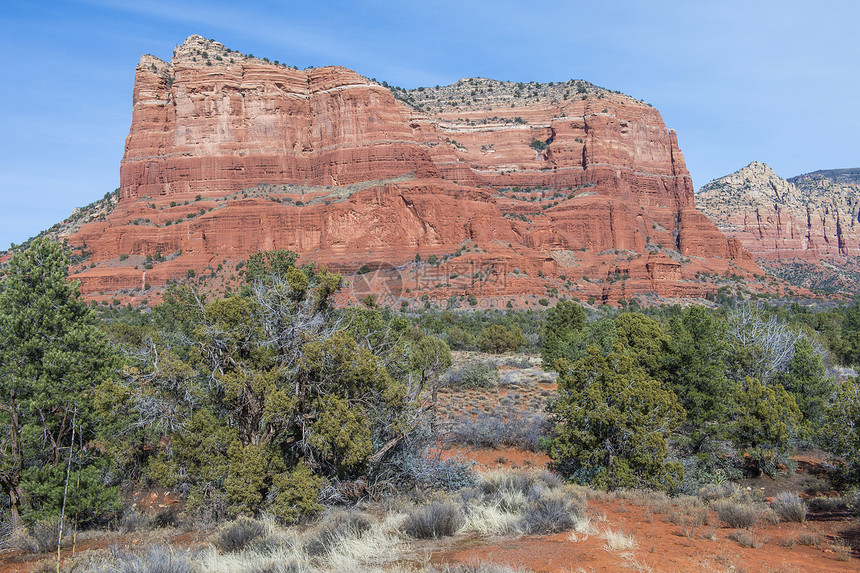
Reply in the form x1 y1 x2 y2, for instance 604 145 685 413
696 162 860 292
58 35 764 306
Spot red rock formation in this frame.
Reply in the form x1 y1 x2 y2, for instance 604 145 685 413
62 35 762 305
696 161 860 293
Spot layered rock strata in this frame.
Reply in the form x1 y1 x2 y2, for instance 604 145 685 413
696 162 860 292
697 162 860 260
62 35 762 304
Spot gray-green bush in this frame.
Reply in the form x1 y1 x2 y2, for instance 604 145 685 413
402 501 464 539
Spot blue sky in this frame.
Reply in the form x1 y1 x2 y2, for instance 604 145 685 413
1 0 858 249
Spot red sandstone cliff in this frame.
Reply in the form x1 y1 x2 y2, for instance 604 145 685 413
60 35 763 305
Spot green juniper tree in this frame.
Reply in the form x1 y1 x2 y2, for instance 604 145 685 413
776 337 832 439
823 377 860 483
540 300 587 368
730 377 801 476
548 345 685 491
664 306 734 448
106 251 419 520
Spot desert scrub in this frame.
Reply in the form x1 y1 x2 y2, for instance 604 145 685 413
119 509 153 533
446 405 548 451
217 516 268 552
85 545 196 573
15 516 73 554
445 359 499 388
712 500 762 529
402 501 464 539
808 495 848 512
469 470 586 535
305 509 372 556
727 529 764 549
477 469 564 499
518 489 586 534
771 491 806 523
698 482 744 503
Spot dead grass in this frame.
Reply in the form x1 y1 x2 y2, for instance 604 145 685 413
830 538 853 562
713 500 761 529
727 529 764 549
603 528 637 552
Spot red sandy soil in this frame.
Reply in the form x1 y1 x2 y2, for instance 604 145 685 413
3 482 858 573
435 498 859 572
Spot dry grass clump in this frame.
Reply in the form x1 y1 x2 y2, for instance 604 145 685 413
402 501 464 539
305 510 372 556
727 529 764 549
425 565 530 573
0 516 14 551
518 489 586 534
471 470 587 535
455 470 588 537
796 531 822 548
713 500 761 529
612 489 669 507
477 469 563 497
699 482 743 503
666 498 709 528
603 528 637 552
86 545 196 573
217 516 268 553
770 492 806 523
13 517 73 554
830 538 853 561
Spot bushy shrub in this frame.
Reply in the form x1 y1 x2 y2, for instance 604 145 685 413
446 406 548 451
402 501 464 539
217 516 267 552
152 508 180 529
119 509 153 533
547 347 685 491
519 490 585 534
714 500 760 529
305 510 372 556
478 324 526 353
28 516 72 554
771 492 806 523
88 545 195 573
445 360 498 388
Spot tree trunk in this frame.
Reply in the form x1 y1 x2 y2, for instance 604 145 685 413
431 371 439 435
4 388 23 527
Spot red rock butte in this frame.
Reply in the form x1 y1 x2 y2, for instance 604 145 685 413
63 35 762 305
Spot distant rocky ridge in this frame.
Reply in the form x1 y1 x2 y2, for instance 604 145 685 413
45 35 769 306
696 162 860 293
793 168 860 186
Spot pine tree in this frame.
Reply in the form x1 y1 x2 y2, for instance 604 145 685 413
0 239 119 525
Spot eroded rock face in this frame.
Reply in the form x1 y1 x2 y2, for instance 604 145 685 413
696 162 860 292
64 35 761 304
